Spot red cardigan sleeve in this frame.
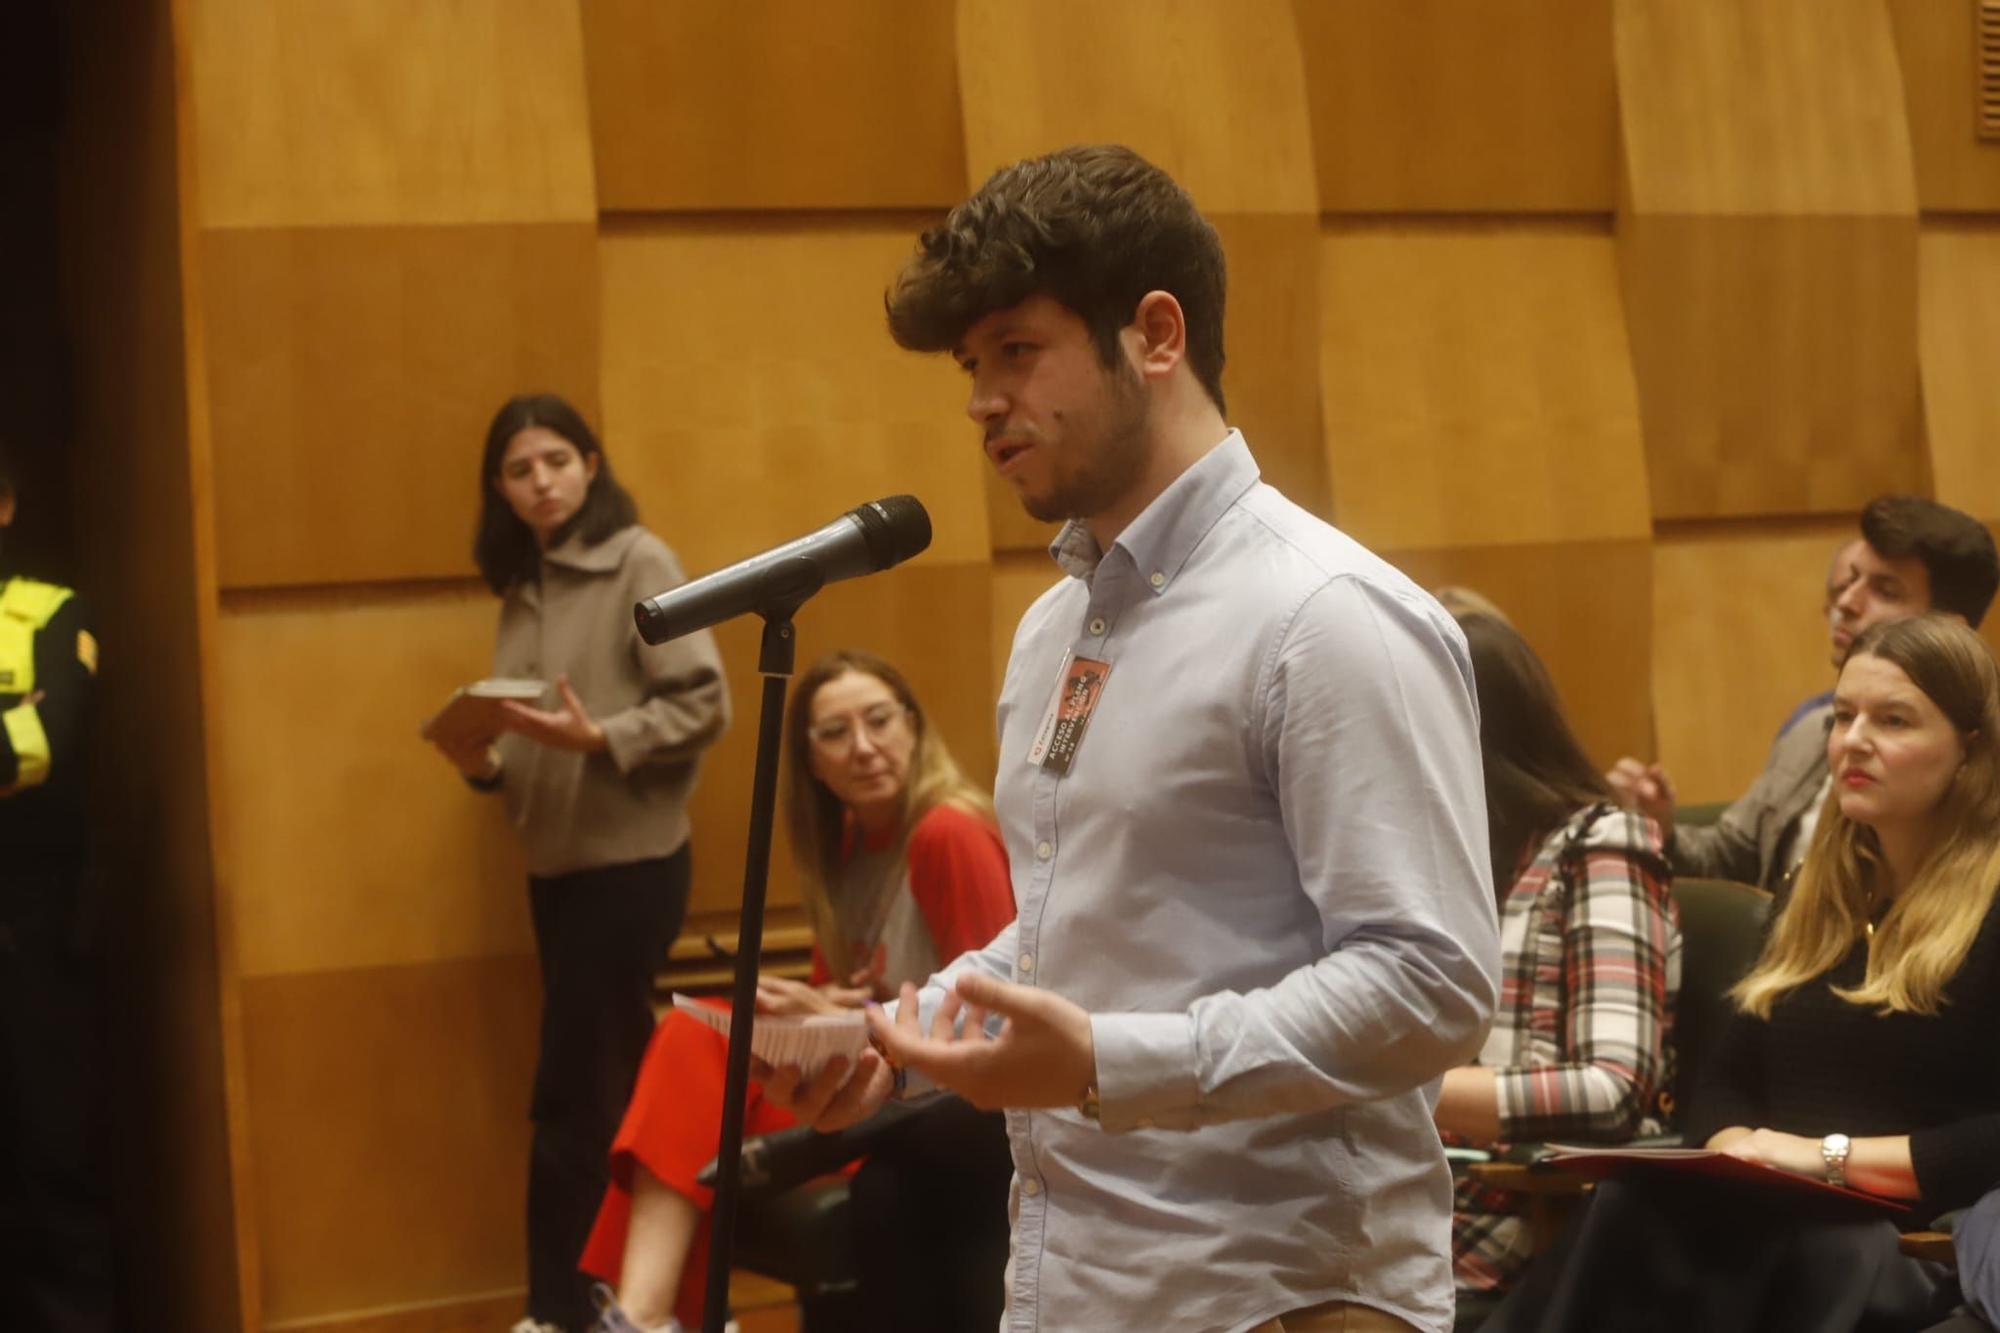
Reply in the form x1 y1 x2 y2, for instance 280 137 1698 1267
904 803 1016 963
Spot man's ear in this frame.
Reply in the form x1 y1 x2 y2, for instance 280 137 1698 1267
1127 290 1187 382
0 488 15 529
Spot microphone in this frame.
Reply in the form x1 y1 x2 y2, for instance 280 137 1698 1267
634 495 932 644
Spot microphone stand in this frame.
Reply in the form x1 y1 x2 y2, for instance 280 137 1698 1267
701 611 798 1333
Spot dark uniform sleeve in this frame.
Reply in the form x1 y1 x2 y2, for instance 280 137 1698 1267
0 595 95 794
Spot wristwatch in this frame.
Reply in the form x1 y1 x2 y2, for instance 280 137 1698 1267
1820 1132 1852 1187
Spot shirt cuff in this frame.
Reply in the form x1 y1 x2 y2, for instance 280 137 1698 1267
1090 1011 1201 1133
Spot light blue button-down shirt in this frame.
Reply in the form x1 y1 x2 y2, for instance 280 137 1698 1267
912 432 1500 1333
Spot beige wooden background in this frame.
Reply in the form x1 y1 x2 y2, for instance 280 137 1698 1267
59 1 2000 1328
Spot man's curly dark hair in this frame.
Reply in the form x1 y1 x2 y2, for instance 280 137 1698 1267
885 144 1227 413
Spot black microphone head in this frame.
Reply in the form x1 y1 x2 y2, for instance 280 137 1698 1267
848 495 932 571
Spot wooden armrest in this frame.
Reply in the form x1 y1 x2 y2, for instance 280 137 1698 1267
1466 1161 1595 1196
1898 1231 1955 1263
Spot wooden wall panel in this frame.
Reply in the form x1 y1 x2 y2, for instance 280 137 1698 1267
242 958 540 1323
1317 222 1651 767
1617 0 1916 217
1920 224 2000 520
1294 0 1617 213
1619 214 1924 518
1383 541 1653 767
579 0 964 211
1319 223 1650 550
599 220 986 570
190 0 594 229
956 0 1317 214
1651 523 1854 803
1616 0 1925 520
216 589 531 980
202 224 600 589
1888 0 2000 213
599 220 995 920
1212 213 1331 517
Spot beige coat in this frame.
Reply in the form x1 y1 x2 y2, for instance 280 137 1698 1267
490 525 729 876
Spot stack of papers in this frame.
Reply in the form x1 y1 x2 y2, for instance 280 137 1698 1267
672 994 870 1078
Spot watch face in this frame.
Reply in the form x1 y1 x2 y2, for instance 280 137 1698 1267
1824 1133 1851 1153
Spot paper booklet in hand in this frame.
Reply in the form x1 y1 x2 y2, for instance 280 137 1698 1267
1540 1144 1909 1212
420 678 547 747
672 994 869 1078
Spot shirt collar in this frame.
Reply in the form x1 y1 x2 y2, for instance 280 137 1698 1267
1048 430 1259 592
540 524 642 574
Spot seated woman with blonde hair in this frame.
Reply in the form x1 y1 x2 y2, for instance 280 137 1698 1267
1484 613 2000 1332
581 649 1014 1333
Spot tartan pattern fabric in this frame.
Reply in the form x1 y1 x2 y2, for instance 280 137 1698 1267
1451 802 1681 1294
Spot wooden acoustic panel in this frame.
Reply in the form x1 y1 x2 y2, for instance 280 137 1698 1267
579 0 964 211
1318 222 1650 552
1382 540 1653 770
1619 214 1924 518
1616 0 1926 519
1616 0 1917 217
1294 0 1617 212
956 0 1318 215
683 561 997 920
1650 522 1856 803
1919 224 2000 520
202 222 601 590
242 956 541 1323
1212 213 1331 518
1888 0 2000 212
598 219 988 571
216 588 533 980
189 0 594 229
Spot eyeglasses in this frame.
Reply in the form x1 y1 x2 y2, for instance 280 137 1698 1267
808 703 909 753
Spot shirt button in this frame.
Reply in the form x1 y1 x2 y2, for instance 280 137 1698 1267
1035 840 1052 860
1018 953 1035 974
1149 571 1165 589
1021 1178 1042 1197
1088 616 1107 636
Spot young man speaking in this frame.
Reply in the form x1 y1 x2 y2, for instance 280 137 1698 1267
760 146 1500 1333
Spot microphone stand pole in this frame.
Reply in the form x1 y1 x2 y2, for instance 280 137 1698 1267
701 612 797 1333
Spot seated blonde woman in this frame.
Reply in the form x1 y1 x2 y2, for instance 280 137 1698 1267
1485 613 2000 1332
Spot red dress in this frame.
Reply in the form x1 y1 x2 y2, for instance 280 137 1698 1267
577 803 1014 1327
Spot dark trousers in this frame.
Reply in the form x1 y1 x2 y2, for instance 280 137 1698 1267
848 1097 1014 1333
1482 1172 1962 1333
0 860 113 1333
526 848 690 1332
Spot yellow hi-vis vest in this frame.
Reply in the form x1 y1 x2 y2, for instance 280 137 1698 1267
0 578 75 789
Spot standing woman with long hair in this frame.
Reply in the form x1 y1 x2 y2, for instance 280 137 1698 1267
428 393 729 1333
1486 613 2000 1332
1432 598 1681 1298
